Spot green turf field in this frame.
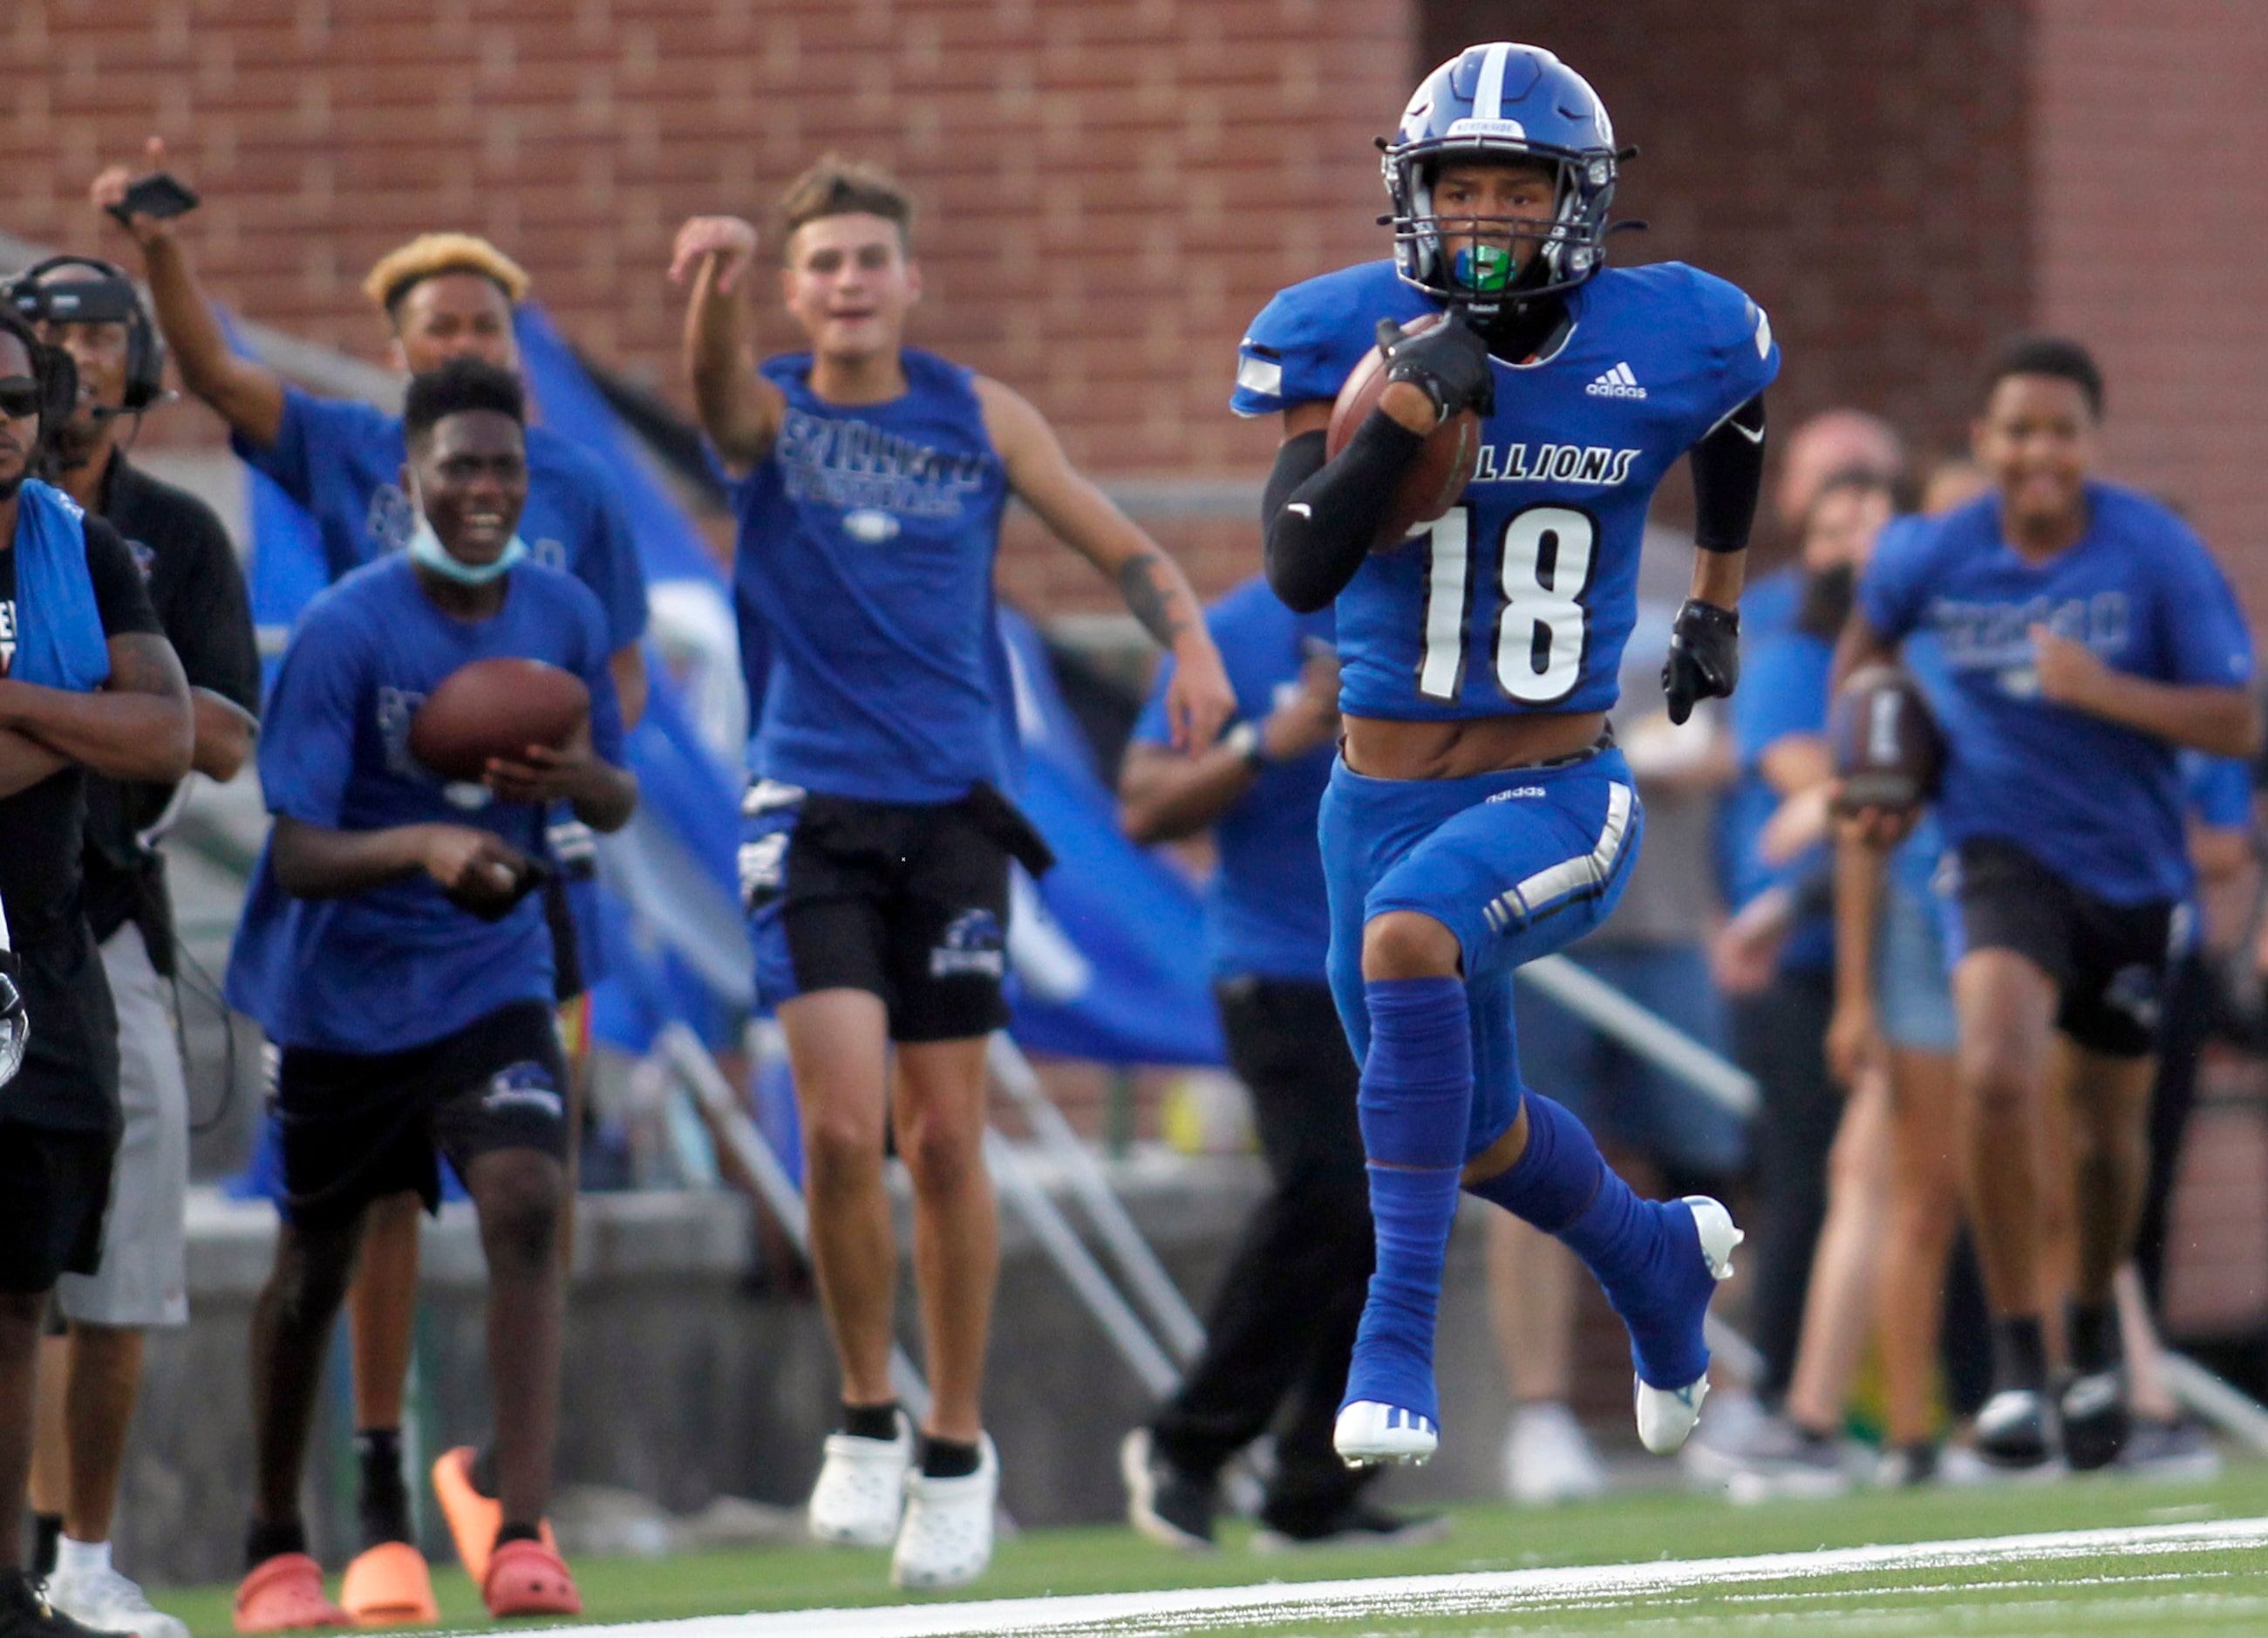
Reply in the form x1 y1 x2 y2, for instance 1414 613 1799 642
151 1461 2268 1636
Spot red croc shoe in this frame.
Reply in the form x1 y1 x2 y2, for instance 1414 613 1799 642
338 1541 440 1628
482 1539 582 1620
235 1553 351 1634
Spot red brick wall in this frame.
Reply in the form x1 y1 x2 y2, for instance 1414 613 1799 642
2032 0 2268 611
1421 3 2033 552
13 0 1416 606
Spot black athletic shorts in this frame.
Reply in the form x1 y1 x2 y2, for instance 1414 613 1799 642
744 784 1028 1043
272 1000 570 1231
1951 836 2176 1058
0 1125 115 1294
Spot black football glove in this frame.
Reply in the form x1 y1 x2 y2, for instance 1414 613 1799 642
1662 598 1740 725
1377 315 1495 421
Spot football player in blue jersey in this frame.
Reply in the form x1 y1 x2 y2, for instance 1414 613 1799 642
671 156 1232 1587
1839 335 2259 1472
221 360 635 1628
94 147 650 1605
1241 42 1778 1469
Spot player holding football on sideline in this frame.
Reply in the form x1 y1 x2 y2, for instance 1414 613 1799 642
221 361 635 1630
1243 43 1778 1467
671 158 1232 1587
1837 337 2258 1471
93 147 649 1613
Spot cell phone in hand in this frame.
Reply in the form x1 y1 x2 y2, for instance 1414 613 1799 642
107 172 201 227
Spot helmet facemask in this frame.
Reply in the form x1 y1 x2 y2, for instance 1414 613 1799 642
1388 141 1616 311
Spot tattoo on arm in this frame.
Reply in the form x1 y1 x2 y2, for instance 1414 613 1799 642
1118 553 1192 648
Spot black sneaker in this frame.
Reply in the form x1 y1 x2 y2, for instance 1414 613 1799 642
2058 1369 2130 1472
1120 1428 1217 1552
1974 1388 2053 1469
0 1572 130 1638
1250 1503 1452 1553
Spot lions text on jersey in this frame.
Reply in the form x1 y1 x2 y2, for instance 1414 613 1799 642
1235 258 1778 721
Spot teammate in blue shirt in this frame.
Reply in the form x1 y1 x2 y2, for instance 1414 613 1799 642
95 152 651 1601
1116 584 1439 1551
221 362 634 1628
1245 42 1777 1469
1841 335 2259 1471
671 156 1231 1588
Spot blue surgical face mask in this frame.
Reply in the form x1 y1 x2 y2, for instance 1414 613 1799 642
403 474 527 585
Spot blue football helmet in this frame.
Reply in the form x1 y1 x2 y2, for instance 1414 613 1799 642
1384 43 1619 308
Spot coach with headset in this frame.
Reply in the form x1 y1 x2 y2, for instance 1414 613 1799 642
7 257 257 1638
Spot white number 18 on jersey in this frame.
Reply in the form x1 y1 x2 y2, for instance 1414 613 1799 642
1416 503 1596 705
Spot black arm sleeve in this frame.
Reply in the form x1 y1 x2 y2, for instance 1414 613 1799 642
1690 392 1767 553
1262 413 1426 614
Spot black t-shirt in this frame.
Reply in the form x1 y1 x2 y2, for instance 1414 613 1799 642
0 506 167 951
80 457 262 957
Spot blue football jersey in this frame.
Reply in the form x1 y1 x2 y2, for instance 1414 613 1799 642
1859 484 2254 905
1233 259 1778 720
728 348 1016 803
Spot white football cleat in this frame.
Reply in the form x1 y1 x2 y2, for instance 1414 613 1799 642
1633 1196 1743 1457
807 1411 913 1547
1333 1401 1438 1468
890 1435 998 1589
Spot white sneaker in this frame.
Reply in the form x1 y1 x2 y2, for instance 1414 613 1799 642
1504 1401 1606 1505
891 1434 998 1589
45 1563 190 1638
807 1411 914 1547
1633 1196 1743 1457
1332 1401 1438 1467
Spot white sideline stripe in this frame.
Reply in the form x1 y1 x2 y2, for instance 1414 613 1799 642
558 1517 2268 1638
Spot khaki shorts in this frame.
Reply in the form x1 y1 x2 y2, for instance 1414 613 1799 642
55 926 188 1327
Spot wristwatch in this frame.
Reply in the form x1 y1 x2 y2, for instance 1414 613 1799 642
1223 720 1268 769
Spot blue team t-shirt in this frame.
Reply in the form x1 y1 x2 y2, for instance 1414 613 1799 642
1232 258 1778 723
1727 628 1835 972
225 556 628 1053
1859 483 2253 905
729 348 1016 803
235 386 650 652
1131 581 1334 983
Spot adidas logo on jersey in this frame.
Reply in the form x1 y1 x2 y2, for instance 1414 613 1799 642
1585 362 1647 399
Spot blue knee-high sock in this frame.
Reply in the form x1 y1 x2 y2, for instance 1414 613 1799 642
1343 976 1472 1423
1468 1093 1707 1388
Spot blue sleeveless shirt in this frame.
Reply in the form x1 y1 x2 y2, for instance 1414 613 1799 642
730 348 1016 802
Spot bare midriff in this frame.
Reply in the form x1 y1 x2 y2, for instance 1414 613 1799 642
1340 708 1609 781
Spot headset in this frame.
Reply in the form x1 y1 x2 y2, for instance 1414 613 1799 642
2 255 170 414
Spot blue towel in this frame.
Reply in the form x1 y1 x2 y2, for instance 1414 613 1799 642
10 481 110 693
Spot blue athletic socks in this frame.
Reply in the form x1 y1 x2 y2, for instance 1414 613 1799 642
1342 976 1472 1423
1468 1093 1709 1389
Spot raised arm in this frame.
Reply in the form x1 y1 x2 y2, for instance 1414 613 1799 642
0 632 192 783
92 140 288 448
668 216 785 477
976 377 1234 753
